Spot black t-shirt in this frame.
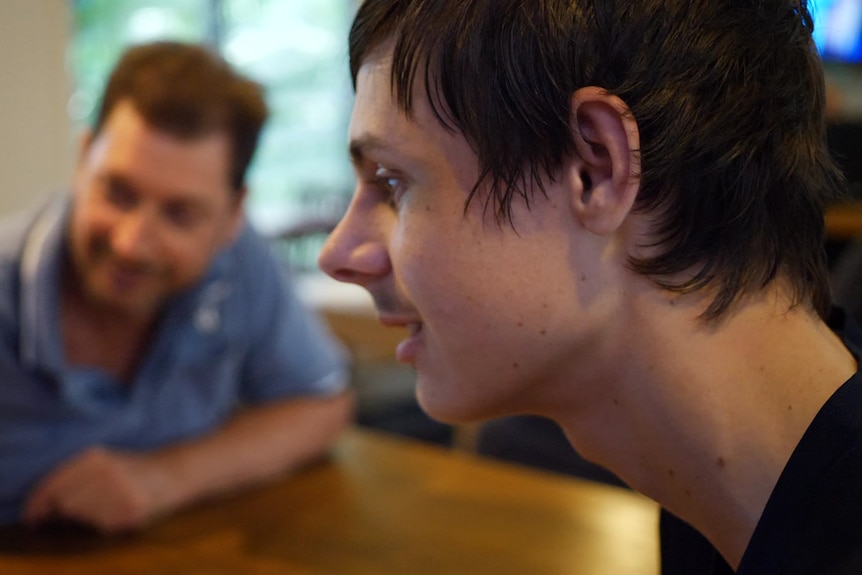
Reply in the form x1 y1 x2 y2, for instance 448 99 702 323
662 308 862 574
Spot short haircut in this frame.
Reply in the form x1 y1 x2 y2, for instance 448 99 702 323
349 0 846 320
93 40 268 192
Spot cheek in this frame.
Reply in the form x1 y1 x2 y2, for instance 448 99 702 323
69 207 105 254
400 217 583 369
400 231 556 351
162 226 233 285
399 212 571 317
78 204 130 252
163 242 213 281
395 221 487 317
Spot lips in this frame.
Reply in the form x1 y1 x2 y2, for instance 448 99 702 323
107 261 150 290
378 312 420 328
378 314 424 365
395 325 422 364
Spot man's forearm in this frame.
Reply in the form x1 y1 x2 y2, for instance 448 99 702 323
22 390 354 532
152 389 355 512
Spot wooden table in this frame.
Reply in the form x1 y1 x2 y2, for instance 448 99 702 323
0 428 660 575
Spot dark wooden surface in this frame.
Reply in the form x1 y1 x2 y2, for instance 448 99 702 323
0 427 660 575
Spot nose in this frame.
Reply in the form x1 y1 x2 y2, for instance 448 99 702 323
318 193 391 286
111 209 156 261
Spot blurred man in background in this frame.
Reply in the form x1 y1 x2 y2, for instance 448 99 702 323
0 41 352 532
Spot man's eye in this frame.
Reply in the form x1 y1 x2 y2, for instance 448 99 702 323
374 166 404 207
164 205 198 227
104 180 136 208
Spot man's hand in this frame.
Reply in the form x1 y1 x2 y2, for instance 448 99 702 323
22 447 173 534
20 392 353 534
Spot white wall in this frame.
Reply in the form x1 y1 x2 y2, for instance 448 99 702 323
0 0 75 215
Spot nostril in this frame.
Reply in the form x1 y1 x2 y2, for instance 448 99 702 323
329 268 365 284
316 244 342 279
318 241 391 286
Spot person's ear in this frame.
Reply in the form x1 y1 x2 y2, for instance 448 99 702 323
225 185 248 244
568 86 640 235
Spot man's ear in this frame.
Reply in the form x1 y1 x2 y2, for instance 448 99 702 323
568 86 640 235
225 185 248 244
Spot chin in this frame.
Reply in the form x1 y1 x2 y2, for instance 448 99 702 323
415 379 502 425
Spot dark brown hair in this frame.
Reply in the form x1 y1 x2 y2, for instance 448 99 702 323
93 40 268 192
349 0 845 320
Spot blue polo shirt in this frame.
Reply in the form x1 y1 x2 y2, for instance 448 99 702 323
0 196 348 523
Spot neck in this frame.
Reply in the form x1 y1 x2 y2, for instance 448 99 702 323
551 285 856 568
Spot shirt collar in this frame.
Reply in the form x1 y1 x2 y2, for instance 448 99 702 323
19 196 68 373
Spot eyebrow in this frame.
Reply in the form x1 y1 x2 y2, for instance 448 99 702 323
348 135 394 166
103 172 137 192
104 172 216 211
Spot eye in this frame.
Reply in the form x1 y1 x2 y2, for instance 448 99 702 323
374 165 406 208
163 202 201 228
103 177 137 210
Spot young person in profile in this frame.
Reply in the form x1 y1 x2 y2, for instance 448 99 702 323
319 1 862 573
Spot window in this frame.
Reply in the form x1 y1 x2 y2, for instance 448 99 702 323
70 0 355 250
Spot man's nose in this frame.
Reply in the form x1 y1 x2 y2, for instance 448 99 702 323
318 195 391 286
111 209 156 260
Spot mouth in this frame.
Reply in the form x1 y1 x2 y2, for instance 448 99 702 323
378 313 422 330
107 262 149 289
379 315 424 364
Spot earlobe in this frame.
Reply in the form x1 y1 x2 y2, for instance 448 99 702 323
569 87 641 235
